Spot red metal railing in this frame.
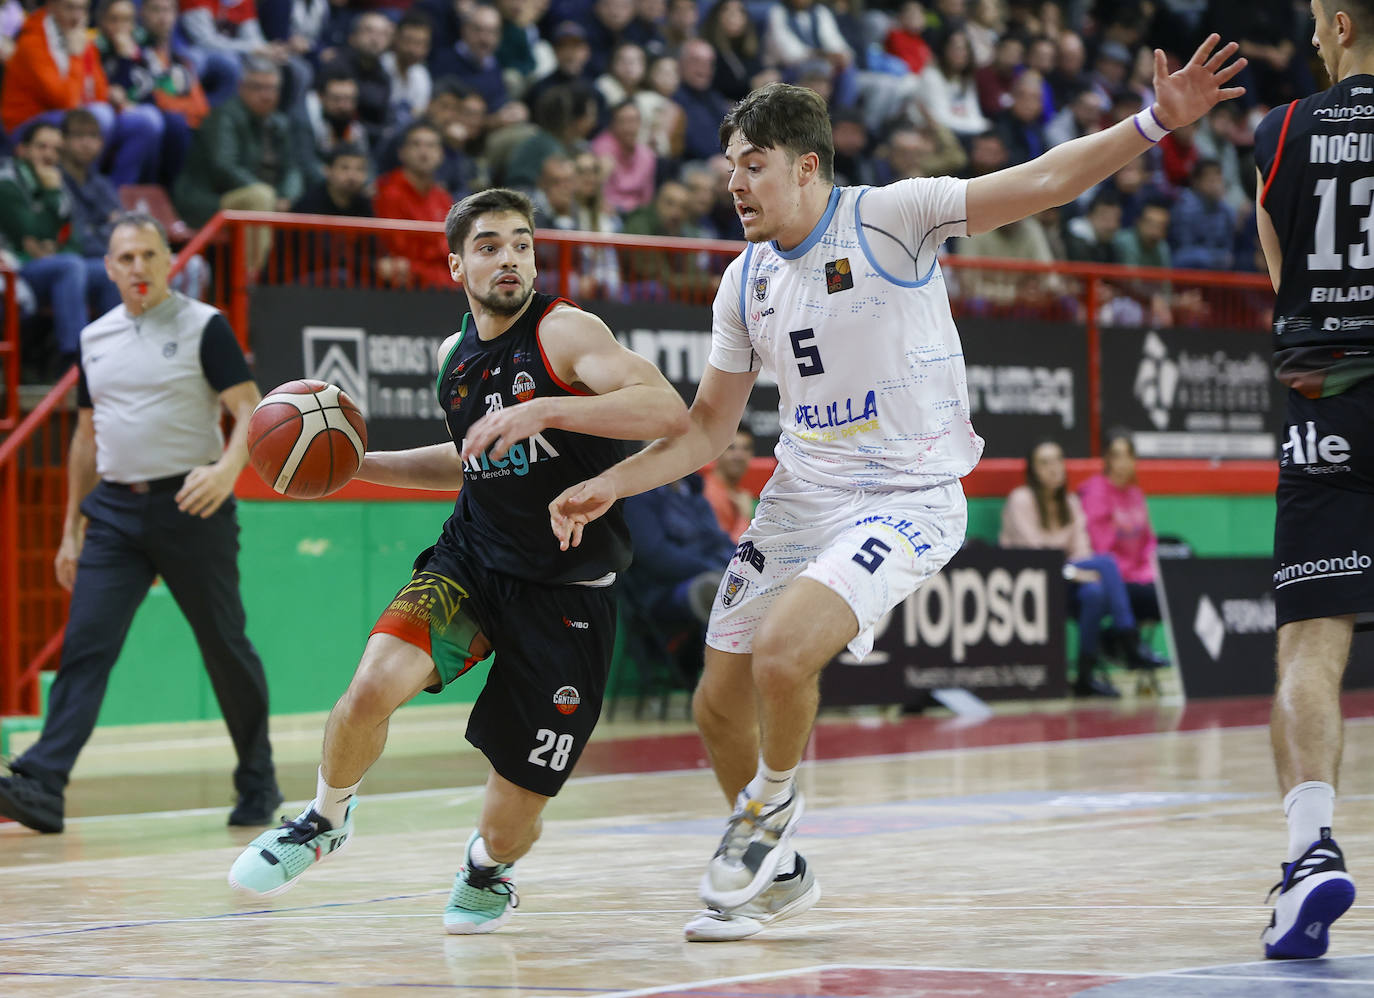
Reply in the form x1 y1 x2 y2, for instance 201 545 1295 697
0 213 1276 715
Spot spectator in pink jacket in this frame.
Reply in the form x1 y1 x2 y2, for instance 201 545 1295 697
1078 429 1160 625
1000 438 1166 697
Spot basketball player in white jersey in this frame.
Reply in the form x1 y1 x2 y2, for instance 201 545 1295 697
547 37 1247 940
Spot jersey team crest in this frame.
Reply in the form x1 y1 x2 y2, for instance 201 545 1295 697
720 571 750 608
512 371 536 402
753 276 769 301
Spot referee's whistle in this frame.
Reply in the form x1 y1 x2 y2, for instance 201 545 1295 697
135 282 149 295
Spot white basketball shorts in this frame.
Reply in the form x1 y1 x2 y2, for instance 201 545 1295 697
706 467 967 660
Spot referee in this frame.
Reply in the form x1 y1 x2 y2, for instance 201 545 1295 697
0 212 282 833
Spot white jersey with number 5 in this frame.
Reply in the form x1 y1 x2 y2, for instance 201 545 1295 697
709 177 983 490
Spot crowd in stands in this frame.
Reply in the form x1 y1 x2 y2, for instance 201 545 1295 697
0 0 1321 378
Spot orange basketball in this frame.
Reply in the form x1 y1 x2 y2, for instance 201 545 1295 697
248 380 367 499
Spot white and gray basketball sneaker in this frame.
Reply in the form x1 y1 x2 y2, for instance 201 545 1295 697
700 789 804 911
686 854 820 941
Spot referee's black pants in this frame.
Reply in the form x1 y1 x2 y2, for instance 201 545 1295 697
14 481 277 800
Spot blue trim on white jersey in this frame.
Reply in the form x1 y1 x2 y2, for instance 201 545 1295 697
854 188 939 288
738 242 756 327
772 186 843 260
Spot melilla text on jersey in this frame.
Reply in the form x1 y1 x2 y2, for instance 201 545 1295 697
793 390 880 443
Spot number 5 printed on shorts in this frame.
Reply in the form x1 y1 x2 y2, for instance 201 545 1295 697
852 537 892 573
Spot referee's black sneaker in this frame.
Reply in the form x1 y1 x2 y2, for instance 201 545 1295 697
0 769 64 833
228 787 285 827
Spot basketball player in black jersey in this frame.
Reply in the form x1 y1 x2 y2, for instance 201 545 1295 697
228 188 689 933
1252 0 1369 960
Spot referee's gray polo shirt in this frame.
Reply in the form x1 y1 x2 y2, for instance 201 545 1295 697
77 292 253 483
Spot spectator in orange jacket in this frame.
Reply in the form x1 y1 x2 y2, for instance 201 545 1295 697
1 0 162 185
373 121 453 289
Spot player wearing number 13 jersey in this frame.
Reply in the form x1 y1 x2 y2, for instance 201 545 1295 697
1249 0 1369 962
552 52 1246 941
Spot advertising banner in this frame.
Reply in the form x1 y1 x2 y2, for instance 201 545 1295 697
249 288 1097 458
1100 326 1283 459
1157 556 1374 697
959 319 1090 458
249 288 786 453
819 545 1069 707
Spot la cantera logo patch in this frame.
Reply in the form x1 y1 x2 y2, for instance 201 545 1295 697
825 257 853 294
553 685 581 715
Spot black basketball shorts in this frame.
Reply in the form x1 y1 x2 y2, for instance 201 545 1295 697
376 538 617 797
1274 380 1374 626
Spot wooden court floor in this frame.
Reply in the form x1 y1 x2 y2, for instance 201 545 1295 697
2 692 1373 997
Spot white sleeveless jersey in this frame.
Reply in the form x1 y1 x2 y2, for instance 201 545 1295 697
709 179 984 490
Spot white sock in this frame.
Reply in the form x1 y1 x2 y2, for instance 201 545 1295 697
745 758 797 804
1284 781 1335 861
469 834 505 870
313 767 360 828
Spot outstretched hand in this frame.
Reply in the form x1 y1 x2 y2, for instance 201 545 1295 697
1153 33 1247 130
549 476 617 551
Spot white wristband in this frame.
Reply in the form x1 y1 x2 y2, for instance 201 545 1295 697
1133 105 1172 143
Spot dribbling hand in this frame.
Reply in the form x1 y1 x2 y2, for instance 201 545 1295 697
1152 33 1248 130
549 477 617 551
461 398 549 462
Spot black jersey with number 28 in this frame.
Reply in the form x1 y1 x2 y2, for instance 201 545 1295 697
1256 74 1374 398
433 291 631 585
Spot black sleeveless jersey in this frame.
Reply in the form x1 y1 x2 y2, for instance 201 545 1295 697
1256 74 1374 397
434 292 631 584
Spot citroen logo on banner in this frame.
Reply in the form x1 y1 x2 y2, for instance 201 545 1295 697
303 326 368 418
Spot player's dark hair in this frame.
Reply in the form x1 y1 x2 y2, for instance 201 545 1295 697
445 188 535 253
108 211 170 249
719 82 835 183
1319 0 1374 36
1025 438 1070 532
